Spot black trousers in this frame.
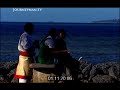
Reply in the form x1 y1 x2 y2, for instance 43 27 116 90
56 53 80 80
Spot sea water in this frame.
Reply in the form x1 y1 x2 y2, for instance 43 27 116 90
0 22 120 64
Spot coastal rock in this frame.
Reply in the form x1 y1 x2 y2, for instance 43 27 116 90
7 68 16 82
7 69 16 78
95 63 110 75
0 75 9 83
88 62 120 81
92 75 114 83
79 60 89 71
89 66 97 81
2 61 17 70
0 61 119 83
80 80 89 83
0 75 4 81
0 61 17 78
82 64 92 78
65 67 71 76
0 61 17 71
78 74 83 79
108 65 119 80
82 64 92 74
95 63 110 69
0 80 9 83
0 62 17 83
11 78 19 83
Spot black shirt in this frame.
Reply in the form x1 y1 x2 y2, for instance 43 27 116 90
55 38 67 50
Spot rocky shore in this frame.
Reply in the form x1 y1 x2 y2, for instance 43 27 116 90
77 60 120 83
0 60 120 83
0 61 18 83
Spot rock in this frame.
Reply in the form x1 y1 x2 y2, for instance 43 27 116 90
65 67 71 76
78 60 84 66
7 69 16 78
89 61 120 83
7 68 16 82
95 63 110 69
108 66 118 80
95 63 110 75
78 74 83 79
0 61 17 76
0 75 9 83
0 61 18 83
89 66 97 81
2 61 17 70
0 80 9 83
80 79 89 83
92 75 114 83
106 62 120 66
0 61 119 83
82 64 92 74
11 78 19 83
110 62 120 80
89 62 119 80
0 75 4 81
82 64 92 79
32 69 56 83
79 60 89 70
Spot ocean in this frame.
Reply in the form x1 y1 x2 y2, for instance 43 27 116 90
0 22 120 64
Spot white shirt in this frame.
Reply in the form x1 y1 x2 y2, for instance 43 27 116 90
18 32 33 52
44 36 54 48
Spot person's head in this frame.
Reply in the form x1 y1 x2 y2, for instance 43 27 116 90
48 28 57 39
58 29 66 39
24 22 34 35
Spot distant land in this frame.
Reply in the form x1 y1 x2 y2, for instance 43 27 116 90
1 19 120 24
92 19 120 23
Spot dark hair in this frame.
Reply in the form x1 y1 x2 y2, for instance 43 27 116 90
40 28 57 45
48 28 57 39
48 28 56 35
58 29 66 36
24 22 34 33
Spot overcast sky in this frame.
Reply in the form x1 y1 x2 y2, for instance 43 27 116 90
0 8 119 23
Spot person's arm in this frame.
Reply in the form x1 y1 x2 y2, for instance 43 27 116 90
45 38 70 54
52 49 69 54
21 35 35 56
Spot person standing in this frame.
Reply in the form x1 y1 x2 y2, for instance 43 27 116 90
14 22 35 83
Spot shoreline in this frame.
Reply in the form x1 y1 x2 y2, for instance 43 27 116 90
1 22 119 24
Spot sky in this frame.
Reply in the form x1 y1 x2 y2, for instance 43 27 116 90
0 8 120 23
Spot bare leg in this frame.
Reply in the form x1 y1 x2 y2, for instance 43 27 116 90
19 79 27 83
